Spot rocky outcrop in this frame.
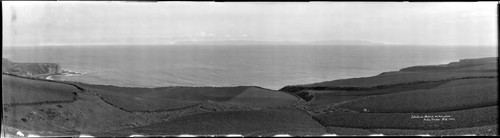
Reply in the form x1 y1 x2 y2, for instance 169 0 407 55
2 58 14 72
2 58 62 77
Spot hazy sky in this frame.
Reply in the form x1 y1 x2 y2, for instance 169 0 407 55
2 2 498 47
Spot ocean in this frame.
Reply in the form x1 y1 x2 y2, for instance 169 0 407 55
2 45 497 90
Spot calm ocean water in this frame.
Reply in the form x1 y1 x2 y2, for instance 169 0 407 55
2 45 497 90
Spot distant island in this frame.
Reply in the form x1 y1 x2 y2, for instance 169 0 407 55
172 39 387 46
1 57 498 136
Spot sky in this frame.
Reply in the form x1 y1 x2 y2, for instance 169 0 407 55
2 2 498 47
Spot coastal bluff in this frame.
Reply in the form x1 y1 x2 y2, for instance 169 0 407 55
280 57 497 94
2 58 62 77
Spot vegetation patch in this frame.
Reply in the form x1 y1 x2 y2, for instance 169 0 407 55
325 127 374 135
225 87 300 108
2 75 78 105
305 80 449 109
109 109 326 136
370 125 498 136
314 106 498 130
337 82 498 113
84 84 299 110
435 78 497 88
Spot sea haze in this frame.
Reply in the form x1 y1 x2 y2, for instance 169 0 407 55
2 45 497 90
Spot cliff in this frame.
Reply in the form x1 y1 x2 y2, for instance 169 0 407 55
2 58 62 77
399 57 497 72
280 57 498 94
2 58 14 72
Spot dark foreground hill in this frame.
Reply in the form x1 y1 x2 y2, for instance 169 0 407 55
106 109 326 136
1 57 498 136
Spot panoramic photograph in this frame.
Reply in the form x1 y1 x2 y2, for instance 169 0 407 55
1 1 498 137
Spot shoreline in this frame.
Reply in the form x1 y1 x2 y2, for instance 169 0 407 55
2 56 497 91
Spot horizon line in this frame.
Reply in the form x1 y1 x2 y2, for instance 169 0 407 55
2 43 498 48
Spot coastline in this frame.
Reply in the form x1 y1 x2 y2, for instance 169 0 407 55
2 56 498 136
3 57 496 90
2 56 497 94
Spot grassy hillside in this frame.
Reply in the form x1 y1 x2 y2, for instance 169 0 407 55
315 106 497 130
2 76 143 135
92 88 199 112
306 80 449 109
225 87 300 108
80 84 299 111
370 125 498 136
2 75 79 105
302 71 496 88
81 85 239 111
325 125 497 136
399 57 497 72
151 87 248 102
109 109 326 136
337 79 497 113
281 57 497 90
435 78 497 88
